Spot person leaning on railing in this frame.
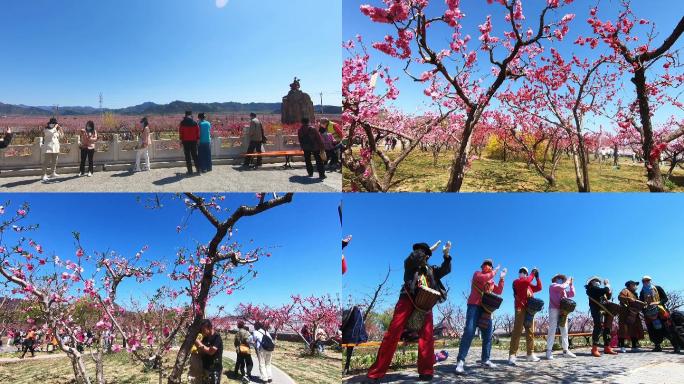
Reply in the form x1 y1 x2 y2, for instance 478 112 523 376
0 127 12 149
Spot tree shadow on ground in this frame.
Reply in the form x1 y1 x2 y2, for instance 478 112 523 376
289 175 324 185
2 178 41 189
110 170 137 178
152 173 186 186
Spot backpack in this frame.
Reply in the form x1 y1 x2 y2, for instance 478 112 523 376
259 330 275 352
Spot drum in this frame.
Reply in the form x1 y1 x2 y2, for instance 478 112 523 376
481 292 503 313
629 300 646 312
478 292 503 330
405 286 442 332
644 305 659 320
560 298 577 313
558 298 576 328
414 286 442 311
603 301 621 316
623 300 646 325
525 297 545 327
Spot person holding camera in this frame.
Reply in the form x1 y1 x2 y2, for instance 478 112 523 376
42 117 64 181
508 267 543 365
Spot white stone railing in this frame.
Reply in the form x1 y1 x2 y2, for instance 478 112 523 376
0 130 301 171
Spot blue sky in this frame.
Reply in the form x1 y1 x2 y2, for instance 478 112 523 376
344 0 683 130
342 193 684 315
0 193 341 314
0 0 341 108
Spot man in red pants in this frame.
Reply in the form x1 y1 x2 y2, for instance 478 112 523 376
366 241 452 382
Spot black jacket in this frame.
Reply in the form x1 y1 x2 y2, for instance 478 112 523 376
402 251 451 302
586 284 611 312
0 133 12 149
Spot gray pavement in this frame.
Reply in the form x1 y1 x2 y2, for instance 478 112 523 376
0 163 341 192
344 346 684 383
224 350 296 384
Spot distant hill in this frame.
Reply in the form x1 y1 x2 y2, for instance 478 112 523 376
0 100 342 116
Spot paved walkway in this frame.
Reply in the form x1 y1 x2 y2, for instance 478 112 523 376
225 350 295 384
344 347 684 383
0 163 341 192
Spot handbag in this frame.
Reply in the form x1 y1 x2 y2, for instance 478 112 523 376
238 344 250 355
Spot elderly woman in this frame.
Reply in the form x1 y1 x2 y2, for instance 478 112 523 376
618 280 645 353
586 276 617 357
546 274 576 359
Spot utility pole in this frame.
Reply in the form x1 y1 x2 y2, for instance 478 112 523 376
319 92 324 114
99 92 103 115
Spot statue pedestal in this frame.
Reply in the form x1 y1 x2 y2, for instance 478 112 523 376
281 80 315 124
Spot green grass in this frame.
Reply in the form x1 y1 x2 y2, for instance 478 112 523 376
0 341 341 384
344 150 684 192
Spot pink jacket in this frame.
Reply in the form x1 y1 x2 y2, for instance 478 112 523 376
467 270 504 306
549 281 575 309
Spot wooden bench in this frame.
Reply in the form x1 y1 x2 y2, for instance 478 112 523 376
243 150 304 168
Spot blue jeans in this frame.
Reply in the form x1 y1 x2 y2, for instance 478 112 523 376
198 142 212 172
457 304 493 363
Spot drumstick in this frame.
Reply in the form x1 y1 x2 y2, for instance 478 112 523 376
429 241 441 253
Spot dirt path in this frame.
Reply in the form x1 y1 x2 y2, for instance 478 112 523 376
0 353 67 364
344 347 684 383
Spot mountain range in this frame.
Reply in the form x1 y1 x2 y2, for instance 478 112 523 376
0 100 342 116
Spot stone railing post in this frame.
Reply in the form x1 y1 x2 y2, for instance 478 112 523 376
112 134 121 162
276 129 284 151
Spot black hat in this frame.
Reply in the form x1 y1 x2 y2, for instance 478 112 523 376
412 243 432 257
625 280 640 288
48 117 58 125
481 259 493 268
519 267 529 275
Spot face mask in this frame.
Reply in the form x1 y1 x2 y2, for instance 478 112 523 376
592 281 600 287
555 279 564 284
519 273 527 279
482 265 492 273
49 124 56 128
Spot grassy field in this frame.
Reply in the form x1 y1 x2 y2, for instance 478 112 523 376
0 341 341 384
344 150 684 192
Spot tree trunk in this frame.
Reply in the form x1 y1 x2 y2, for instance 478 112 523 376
69 352 91 384
575 129 591 192
168 260 218 384
632 68 665 192
446 120 475 192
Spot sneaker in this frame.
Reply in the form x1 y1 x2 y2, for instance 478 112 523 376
51 173 60 178
87 172 92 177
653 345 663 352
563 350 577 358
620 347 627 353
78 172 84 177
508 355 517 366
42 175 50 181
482 360 498 369
631 347 641 353
454 360 465 374
417 374 433 381
527 354 540 362
546 352 554 360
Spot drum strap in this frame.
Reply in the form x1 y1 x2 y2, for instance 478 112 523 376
403 286 427 314
589 296 611 314
473 283 496 315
